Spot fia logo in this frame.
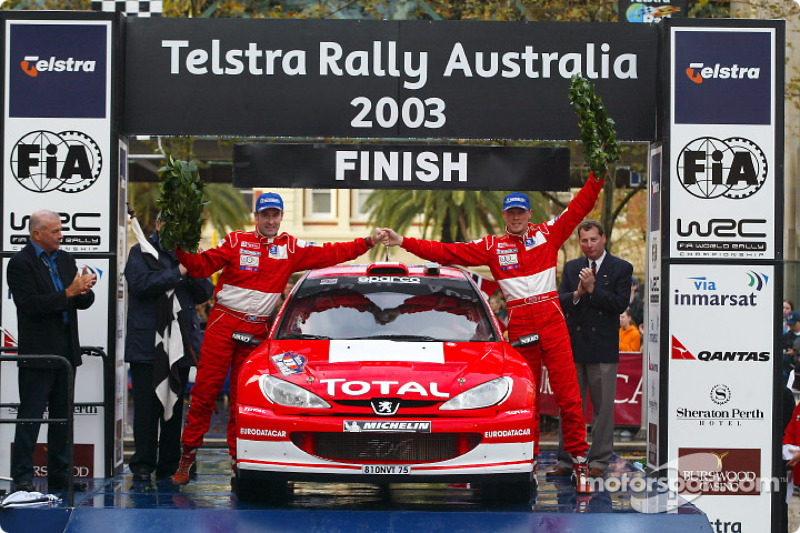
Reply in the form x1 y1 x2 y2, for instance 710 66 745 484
676 137 767 200
10 130 101 193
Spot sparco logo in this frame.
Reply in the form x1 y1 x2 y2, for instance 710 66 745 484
21 55 97 77
358 276 420 284
677 137 767 200
685 62 760 84
10 130 102 193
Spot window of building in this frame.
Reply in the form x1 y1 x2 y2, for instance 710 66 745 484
306 189 335 218
352 189 373 220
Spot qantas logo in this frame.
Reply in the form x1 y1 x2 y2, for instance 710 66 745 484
21 55 97 77
671 335 769 362
685 62 760 84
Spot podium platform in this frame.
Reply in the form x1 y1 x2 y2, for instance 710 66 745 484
0 449 712 533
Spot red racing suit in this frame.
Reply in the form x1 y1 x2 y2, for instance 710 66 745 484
401 176 604 457
176 229 372 456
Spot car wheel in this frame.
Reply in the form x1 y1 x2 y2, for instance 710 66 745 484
481 480 535 505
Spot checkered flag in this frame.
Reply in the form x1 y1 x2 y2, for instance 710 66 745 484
153 287 184 421
128 205 184 421
91 0 163 17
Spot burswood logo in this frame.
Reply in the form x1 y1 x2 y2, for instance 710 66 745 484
607 450 778 514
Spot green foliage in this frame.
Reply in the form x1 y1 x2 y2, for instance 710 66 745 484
569 74 620 180
203 182 253 235
156 157 208 252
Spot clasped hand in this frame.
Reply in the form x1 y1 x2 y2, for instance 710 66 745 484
66 272 96 297
577 267 596 296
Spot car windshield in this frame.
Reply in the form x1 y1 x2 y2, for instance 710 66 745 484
274 274 498 342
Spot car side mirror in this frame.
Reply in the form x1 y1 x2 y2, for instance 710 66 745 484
510 333 540 348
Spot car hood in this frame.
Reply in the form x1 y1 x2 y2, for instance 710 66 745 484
256 339 508 402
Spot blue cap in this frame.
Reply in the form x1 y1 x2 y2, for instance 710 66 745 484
502 193 531 211
788 311 800 325
631 276 639 287
255 192 283 212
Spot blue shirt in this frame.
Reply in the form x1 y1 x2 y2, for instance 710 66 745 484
31 241 68 323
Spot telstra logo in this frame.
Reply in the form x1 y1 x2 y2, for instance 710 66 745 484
685 62 761 84
20 55 97 77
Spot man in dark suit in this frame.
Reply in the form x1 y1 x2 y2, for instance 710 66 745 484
125 214 213 482
7 210 96 493
552 220 632 479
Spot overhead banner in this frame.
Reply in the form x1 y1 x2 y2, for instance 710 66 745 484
233 143 570 191
123 18 657 140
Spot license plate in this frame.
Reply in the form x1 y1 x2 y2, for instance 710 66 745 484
361 465 411 474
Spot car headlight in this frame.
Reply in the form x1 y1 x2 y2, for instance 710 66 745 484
439 377 512 410
259 375 331 409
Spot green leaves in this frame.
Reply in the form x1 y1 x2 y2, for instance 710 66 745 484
568 75 620 181
156 156 209 253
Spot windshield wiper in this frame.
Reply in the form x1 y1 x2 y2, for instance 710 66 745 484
355 334 440 342
278 333 331 340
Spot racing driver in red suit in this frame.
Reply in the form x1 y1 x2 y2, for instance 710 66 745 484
381 174 605 493
171 192 384 485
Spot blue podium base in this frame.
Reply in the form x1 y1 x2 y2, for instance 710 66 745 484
0 450 712 533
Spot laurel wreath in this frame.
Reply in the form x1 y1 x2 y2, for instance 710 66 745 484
569 75 620 181
156 156 208 253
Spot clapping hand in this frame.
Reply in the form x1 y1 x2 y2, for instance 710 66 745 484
66 270 96 297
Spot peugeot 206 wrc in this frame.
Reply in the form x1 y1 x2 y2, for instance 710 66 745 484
234 263 537 502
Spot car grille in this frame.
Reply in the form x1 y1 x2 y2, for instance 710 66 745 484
291 432 482 463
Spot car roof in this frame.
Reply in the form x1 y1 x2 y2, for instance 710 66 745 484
304 263 469 281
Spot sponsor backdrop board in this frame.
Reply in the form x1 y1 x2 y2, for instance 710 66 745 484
540 351 643 426
661 19 783 532
667 263 774 531
2 19 113 254
114 138 128 471
668 26 778 260
0 257 111 480
0 13 121 478
646 144 662 470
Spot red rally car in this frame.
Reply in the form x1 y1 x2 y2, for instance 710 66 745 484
234 262 537 502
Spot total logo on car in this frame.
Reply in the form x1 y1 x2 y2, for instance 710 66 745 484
234 262 537 503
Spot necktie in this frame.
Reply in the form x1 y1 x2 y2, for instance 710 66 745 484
591 261 597 275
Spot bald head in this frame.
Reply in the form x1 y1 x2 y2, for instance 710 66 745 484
29 210 62 253
29 210 60 234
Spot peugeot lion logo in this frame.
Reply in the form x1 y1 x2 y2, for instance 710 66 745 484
371 399 400 416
